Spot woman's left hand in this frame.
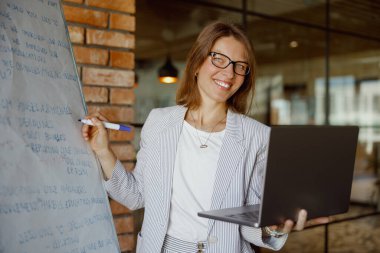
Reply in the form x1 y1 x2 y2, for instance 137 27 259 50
266 209 331 235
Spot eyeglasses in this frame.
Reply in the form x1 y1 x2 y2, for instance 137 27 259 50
209 52 250 76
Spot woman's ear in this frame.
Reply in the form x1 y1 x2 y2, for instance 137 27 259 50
194 70 199 81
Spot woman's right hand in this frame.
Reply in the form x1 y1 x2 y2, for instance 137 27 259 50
81 112 111 156
82 112 117 179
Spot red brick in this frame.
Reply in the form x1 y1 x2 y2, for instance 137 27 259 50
117 234 135 252
110 13 135 32
109 127 134 141
110 51 134 69
111 143 136 161
73 46 108 65
68 26 84 44
82 86 108 103
87 0 135 14
63 0 83 3
87 105 134 122
63 5 108 27
110 199 131 215
122 162 135 172
83 67 134 87
87 29 135 49
114 216 134 234
110 88 135 105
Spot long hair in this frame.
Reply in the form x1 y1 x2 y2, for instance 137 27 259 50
176 21 256 114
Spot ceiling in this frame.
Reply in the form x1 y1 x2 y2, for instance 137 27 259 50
135 0 380 65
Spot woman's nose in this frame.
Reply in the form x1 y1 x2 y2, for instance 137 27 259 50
222 63 235 78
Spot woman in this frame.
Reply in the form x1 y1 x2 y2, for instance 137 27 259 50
82 22 328 253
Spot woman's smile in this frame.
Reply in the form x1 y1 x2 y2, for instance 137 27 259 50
214 79 232 89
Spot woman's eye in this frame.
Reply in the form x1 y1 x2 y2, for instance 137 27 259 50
236 64 245 70
214 57 223 63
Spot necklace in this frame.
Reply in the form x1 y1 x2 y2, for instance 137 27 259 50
189 111 226 148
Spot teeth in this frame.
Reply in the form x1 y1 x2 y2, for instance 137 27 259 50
215 80 230 89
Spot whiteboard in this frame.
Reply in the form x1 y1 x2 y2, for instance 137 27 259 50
0 0 120 252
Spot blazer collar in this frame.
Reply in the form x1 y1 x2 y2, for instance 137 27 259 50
159 106 187 221
225 109 244 143
161 105 187 131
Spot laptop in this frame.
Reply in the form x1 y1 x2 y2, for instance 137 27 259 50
198 125 359 227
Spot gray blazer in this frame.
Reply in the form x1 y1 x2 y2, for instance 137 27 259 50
105 105 286 253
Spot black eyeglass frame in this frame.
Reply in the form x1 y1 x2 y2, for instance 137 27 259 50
209 52 251 76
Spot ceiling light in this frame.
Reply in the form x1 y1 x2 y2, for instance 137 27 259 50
289 41 298 48
158 56 178 84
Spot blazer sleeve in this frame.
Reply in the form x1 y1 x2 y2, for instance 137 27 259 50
240 127 288 250
103 110 157 210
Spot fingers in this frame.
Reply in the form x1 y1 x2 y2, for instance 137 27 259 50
314 216 331 224
81 115 92 141
281 219 295 234
83 112 108 122
270 210 331 236
81 112 108 141
305 216 330 227
293 210 330 231
266 211 303 236
294 209 308 231
97 113 108 122
91 117 107 134
267 219 294 235
92 112 109 122
82 123 90 140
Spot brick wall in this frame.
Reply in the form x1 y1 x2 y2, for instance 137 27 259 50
62 0 137 252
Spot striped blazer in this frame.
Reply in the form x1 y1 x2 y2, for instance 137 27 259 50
105 105 287 253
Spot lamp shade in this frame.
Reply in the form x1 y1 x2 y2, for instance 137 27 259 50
158 56 178 84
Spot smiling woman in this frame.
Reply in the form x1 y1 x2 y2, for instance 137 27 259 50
192 36 247 115
177 22 256 116
131 0 380 252
82 21 329 253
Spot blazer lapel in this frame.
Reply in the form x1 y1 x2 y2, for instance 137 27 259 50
159 106 187 221
208 110 245 229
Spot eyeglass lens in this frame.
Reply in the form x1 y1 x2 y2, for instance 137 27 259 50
210 52 250 76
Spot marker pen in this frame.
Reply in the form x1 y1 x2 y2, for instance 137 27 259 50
79 119 131 132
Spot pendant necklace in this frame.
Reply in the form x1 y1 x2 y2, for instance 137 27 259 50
189 111 226 148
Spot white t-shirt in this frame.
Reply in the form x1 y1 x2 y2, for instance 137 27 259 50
167 120 225 242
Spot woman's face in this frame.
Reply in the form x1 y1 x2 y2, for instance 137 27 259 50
196 36 248 105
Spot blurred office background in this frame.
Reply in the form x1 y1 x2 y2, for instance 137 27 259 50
133 0 380 252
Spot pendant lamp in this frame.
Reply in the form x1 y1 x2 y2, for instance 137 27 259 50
158 56 178 84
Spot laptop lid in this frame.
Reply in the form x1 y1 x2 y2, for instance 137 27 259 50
198 125 359 227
